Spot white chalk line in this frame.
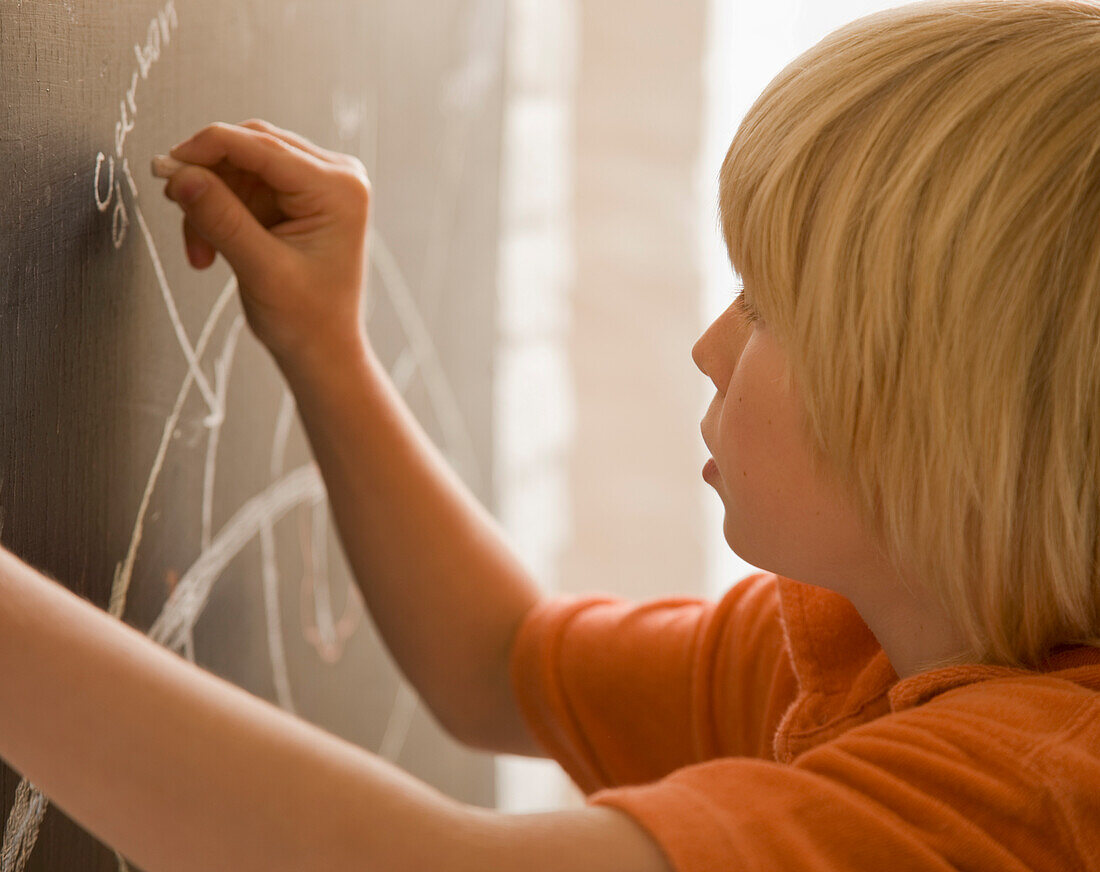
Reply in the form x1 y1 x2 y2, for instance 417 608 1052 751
201 316 246 550
132 202 222 420
297 500 362 664
108 277 238 620
147 464 325 651
270 390 296 481
309 500 335 651
260 521 296 714
261 388 299 713
120 156 139 199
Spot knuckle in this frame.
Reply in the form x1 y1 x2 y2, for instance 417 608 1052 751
257 131 292 154
184 121 230 149
341 161 372 199
205 120 235 139
344 155 370 182
341 171 371 219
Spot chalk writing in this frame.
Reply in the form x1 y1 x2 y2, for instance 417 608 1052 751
91 0 178 250
93 152 113 212
117 1 178 158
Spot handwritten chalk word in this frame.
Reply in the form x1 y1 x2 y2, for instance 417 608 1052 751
91 0 178 249
133 3 179 79
93 152 129 249
116 0 178 158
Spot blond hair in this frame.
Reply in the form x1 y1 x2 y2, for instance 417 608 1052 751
719 0 1100 670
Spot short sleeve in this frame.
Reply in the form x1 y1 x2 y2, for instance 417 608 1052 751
588 708 1071 872
509 572 798 794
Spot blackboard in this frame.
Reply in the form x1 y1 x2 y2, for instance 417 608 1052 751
0 1 503 867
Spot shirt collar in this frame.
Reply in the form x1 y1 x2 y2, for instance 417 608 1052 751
770 574 1100 762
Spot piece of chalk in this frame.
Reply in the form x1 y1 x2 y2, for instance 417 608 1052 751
151 154 186 178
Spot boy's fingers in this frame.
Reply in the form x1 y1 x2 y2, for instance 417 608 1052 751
235 118 345 166
169 121 327 194
182 216 216 269
167 165 278 281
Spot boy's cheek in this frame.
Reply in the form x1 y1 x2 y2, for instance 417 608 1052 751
718 353 818 550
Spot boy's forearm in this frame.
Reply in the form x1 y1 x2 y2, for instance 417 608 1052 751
272 329 544 753
0 547 471 872
0 550 671 872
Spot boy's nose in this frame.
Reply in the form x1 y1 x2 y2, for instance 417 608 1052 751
691 335 708 375
693 309 729 376
692 305 732 379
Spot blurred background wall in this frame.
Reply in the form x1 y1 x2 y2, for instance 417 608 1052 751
494 0 893 812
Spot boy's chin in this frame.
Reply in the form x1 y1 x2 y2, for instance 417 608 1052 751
722 517 750 561
722 516 772 575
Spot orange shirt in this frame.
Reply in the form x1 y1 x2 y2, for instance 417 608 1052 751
510 572 1100 871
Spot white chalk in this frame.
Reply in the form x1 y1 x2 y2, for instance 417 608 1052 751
151 154 186 178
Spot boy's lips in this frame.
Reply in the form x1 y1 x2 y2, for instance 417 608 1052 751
703 457 719 481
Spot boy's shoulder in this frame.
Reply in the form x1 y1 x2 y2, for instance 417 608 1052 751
884 655 1100 751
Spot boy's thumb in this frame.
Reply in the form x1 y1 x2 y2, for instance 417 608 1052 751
172 166 273 283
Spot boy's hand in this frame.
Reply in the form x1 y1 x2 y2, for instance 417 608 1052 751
161 119 371 363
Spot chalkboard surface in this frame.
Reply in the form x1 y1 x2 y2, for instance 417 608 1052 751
0 1 503 867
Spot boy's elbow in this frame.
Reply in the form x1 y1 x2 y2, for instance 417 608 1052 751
442 699 545 756
429 695 546 759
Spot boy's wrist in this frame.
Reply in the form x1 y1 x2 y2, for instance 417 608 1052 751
270 324 377 384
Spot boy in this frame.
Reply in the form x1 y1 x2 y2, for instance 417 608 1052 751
1 1 1098 868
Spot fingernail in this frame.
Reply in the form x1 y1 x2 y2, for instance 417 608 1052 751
178 176 207 205
151 154 185 178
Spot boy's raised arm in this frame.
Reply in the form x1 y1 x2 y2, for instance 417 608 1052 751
0 118 676 871
162 120 545 755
